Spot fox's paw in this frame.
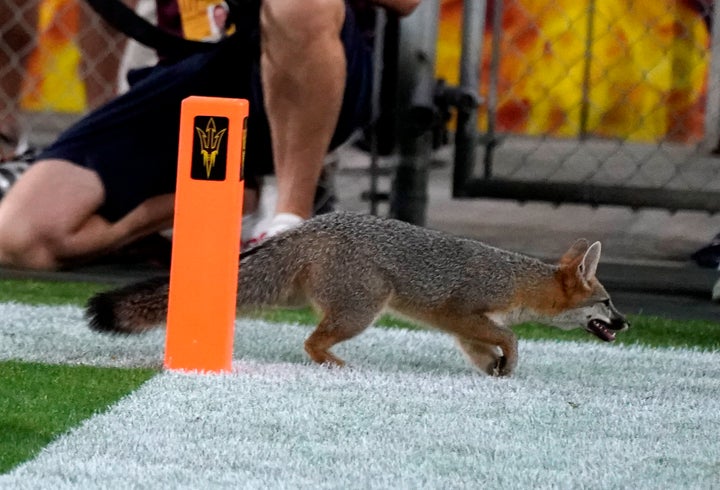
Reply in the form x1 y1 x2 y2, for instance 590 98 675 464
319 358 346 369
492 356 515 377
456 338 503 375
304 345 347 368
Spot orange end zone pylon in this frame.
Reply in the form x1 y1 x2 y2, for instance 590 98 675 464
164 96 249 373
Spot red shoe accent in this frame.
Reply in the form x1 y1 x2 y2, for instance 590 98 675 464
241 231 267 252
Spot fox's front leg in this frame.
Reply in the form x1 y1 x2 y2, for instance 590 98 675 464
456 333 518 376
492 329 518 377
455 338 503 376
495 342 518 377
425 311 519 376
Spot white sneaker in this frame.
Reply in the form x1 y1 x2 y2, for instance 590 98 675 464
240 182 276 245
265 212 304 237
242 212 304 251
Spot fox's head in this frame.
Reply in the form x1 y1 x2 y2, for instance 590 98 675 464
547 239 629 341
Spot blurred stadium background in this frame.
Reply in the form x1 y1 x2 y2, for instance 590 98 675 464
3 0 720 223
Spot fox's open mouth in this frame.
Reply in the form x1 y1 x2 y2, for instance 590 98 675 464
586 319 616 342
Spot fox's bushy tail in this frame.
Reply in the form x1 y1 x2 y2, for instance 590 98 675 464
86 231 310 334
86 276 170 333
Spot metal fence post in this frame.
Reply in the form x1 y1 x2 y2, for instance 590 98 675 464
703 0 720 152
389 0 441 226
453 0 487 196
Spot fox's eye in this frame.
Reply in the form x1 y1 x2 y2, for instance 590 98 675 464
601 299 610 306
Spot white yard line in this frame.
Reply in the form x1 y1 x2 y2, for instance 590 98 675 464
1 303 720 488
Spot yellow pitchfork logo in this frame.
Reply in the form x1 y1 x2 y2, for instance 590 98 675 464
195 118 227 178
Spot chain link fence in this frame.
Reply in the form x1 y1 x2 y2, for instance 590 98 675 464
0 0 147 151
436 0 720 212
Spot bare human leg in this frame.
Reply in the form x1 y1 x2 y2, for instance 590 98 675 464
0 160 174 270
259 0 346 221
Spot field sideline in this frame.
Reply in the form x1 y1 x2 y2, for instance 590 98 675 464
1 297 719 488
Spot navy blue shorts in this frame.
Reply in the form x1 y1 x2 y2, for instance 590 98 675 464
39 6 373 222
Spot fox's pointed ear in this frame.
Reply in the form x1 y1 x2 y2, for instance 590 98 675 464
559 239 590 266
578 241 601 284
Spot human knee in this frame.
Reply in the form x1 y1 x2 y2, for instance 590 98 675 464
261 0 345 45
0 220 58 270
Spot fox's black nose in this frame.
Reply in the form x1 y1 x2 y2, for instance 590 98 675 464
610 316 629 330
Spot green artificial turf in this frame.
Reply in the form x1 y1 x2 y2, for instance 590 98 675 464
512 319 720 350
0 360 155 473
0 280 110 306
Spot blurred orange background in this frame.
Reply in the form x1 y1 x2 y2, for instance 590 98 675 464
25 0 712 143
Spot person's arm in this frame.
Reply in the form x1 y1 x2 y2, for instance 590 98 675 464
370 0 421 17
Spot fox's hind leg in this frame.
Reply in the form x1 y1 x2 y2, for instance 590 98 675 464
303 275 390 366
304 306 383 367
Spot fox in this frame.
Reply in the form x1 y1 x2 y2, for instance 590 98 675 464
86 211 629 376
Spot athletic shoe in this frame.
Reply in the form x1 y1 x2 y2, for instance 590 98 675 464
0 160 29 200
0 161 28 199
241 212 303 251
0 146 39 200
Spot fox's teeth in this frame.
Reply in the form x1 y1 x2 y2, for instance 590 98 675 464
588 319 616 342
601 324 615 341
